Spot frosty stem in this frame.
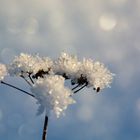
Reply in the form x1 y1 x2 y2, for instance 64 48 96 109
20 75 32 86
0 81 35 98
29 73 34 84
73 84 87 94
42 115 48 140
1 80 49 140
72 84 80 90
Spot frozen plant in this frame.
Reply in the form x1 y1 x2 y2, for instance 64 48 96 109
31 75 75 117
0 63 7 80
0 52 114 140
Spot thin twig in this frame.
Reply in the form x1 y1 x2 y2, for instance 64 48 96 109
1 81 35 98
29 74 34 84
72 84 80 90
73 84 87 94
20 75 32 86
42 115 49 140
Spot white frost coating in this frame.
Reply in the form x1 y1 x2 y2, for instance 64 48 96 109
77 58 94 77
77 58 113 89
31 75 75 117
54 52 81 78
90 61 113 89
7 52 113 92
8 53 53 76
0 64 7 80
53 52 113 90
0 52 114 119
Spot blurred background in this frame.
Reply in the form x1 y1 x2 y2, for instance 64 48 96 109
0 0 140 140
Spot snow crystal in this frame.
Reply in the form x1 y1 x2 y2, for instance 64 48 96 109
53 53 113 90
0 64 7 80
7 52 113 94
75 58 113 90
31 75 75 117
88 61 114 89
53 52 81 79
8 53 53 77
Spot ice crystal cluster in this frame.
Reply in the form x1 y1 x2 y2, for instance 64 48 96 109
0 64 7 80
8 53 53 77
53 53 113 89
31 75 75 117
0 52 114 117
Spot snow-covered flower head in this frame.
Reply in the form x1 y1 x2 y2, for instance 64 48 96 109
77 58 94 77
73 58 113 90
87 61 113 89
31 75 75 117
54 52 81 79
8 53 53 77
0 64 7 81
0 51 114 140
6 52 113 94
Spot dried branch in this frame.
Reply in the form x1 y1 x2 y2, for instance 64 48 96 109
1 81 35 98
72 84 80 90
73 84 87 94
42 115 49 140
28 73 34 84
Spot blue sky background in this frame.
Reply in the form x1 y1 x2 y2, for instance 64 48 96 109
0 0 140 140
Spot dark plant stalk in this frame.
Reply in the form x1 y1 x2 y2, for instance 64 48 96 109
73 84 87 94
42 115 49 140
1 81 35 98
72 84 80 90
29 74 34 84
20 75 32 86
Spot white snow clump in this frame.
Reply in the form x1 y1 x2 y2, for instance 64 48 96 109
8 53 53 77
0 64 7 81
31 75 75 117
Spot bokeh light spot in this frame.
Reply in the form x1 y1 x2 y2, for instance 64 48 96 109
0 124 6 134
18 120 39 136
0 48 16 64
23 17 39 35
7 19 21 34
7 114 23 128
0 109 3 121
77 105 93 122
99 14 117 31
110 0 128 5
0 48 17 64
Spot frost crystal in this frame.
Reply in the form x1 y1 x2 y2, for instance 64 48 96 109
7 52 113 92
31 75 75 117
0 64 7 80
8 53 53 77
53 53 113 90
0 52 114 118
54 52 80 79
76 58 113 89
89 61 113 89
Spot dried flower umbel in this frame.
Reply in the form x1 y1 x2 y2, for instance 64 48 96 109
0 52 114 140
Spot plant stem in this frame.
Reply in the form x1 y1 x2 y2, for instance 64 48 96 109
73 84 87 94
72 84 80 90
21 75 32 86
29 74 34 84
42 115 49 140
1 81 35 98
